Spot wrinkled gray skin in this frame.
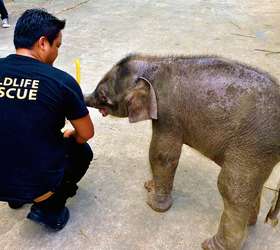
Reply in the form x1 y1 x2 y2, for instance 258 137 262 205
85 54 280 250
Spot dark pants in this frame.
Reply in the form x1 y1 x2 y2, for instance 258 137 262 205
35 137 93 211
0 0 8 20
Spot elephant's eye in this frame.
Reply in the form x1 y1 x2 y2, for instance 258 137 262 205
100 95 107 104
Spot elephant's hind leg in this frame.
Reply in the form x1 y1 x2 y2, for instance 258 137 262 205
248 193 261 226
202 153 273 250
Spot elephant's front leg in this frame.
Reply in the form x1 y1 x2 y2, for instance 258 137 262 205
145 129 183 212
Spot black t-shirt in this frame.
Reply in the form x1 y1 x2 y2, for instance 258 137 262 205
0 54 89 202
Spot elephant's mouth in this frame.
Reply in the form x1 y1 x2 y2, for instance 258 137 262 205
99 108 108 117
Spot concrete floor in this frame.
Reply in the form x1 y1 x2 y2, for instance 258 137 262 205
1 0 280 249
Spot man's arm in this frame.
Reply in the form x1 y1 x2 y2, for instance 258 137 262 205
64 114 94 144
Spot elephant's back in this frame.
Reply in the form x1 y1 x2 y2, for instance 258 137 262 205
179 57 280 113
171 57 280 155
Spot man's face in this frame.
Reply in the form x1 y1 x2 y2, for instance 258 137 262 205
44 31 62 65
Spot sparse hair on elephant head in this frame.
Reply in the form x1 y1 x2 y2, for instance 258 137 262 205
85 55 158 123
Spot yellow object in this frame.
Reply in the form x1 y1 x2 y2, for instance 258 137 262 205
75 59 81 84
33 191 54 203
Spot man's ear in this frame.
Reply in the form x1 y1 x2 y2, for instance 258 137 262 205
37 36 49 51
125 77 158 123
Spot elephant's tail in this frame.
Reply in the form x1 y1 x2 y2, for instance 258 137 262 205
265 183 280 227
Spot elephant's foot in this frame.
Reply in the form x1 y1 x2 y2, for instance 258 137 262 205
201 235 226 250
144 180 173 212
144 179 155 192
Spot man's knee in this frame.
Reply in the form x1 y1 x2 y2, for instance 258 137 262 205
81 143 93 164
65 137 93 164
70 142 93 177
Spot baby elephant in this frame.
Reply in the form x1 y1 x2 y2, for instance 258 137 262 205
85 54 280 250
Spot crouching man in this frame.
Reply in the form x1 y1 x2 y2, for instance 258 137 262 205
0 9 94 230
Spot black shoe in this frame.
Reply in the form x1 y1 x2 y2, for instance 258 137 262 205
27 204 70 231
8 201 25 209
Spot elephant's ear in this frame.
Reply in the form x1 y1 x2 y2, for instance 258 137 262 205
125 77 158 123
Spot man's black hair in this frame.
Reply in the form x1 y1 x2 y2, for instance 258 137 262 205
14 9 66 49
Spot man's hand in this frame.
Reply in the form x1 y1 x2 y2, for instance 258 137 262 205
63 129 76 138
